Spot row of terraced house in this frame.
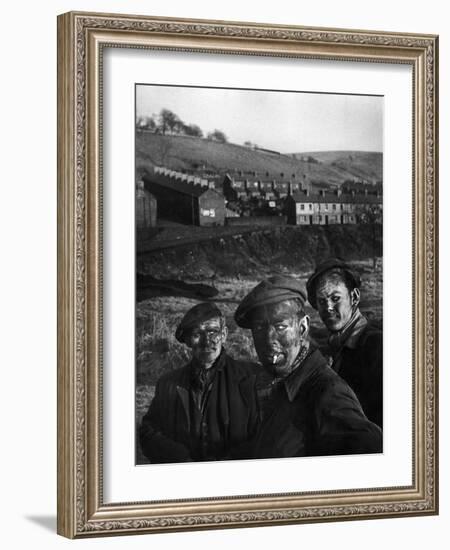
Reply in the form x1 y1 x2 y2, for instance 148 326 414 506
137 165 382 229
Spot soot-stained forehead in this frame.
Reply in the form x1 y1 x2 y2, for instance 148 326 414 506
306 258 361 309
235 276 306 329
175 302 224 343
250 299 304 325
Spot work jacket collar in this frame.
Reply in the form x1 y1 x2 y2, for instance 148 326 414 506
283 348 328 402
189 348 226 390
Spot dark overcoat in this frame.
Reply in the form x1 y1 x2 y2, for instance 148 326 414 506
252 348 382 459
332 323 383 428
139 351 259 463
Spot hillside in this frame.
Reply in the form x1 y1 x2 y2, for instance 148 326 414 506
136 131 382 186
293 150 383 183
137 224 382 281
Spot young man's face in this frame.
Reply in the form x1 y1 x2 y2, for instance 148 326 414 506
250 300 308 377
185 317 228 368
315 273 360 333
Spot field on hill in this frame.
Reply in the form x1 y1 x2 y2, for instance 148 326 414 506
294 150 382 182
136 131 382 186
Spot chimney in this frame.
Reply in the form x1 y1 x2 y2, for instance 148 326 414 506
304 189 310 197
319 189 326 197
336 188 342 197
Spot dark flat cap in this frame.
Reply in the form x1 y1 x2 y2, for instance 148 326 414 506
306 258 361 309
175 302 224 343
234 276 306 328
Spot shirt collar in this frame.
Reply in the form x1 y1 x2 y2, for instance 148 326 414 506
283 348 328 402
343 314 368 349
328 309 367 351
190 348 226 389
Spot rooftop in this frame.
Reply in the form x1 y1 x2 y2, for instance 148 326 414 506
290 191 382 204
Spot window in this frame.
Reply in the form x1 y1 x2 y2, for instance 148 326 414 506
300 204 305 210
333 204 336 210
201 208 215 217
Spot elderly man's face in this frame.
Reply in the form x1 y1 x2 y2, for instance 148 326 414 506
250 301 308 377
315 273 360 333
185 317 228 368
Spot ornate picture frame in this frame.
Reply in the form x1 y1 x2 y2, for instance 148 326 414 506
57 11 438 538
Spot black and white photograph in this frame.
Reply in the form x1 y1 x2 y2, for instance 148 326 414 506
135 84 384 465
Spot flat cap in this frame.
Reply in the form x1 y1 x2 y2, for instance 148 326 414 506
234 275 306 328
306 257 361 309
175 302 224 343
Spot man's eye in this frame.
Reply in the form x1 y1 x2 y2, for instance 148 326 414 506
275 324 287 331
332 296 340 303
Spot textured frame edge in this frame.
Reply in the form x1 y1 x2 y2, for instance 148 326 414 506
57 11 438 539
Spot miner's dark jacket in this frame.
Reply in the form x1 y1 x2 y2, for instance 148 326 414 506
139 351 259 463
251 348 382 459
331 324 383 429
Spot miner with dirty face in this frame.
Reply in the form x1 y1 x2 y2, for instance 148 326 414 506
236 284 310 379
306 258 383 428
235 276 382 459
139 302 259 464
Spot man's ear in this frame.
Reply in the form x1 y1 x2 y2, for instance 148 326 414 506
299 315 310 338
351 288 361 307
221 324 229 343
181 331 193 350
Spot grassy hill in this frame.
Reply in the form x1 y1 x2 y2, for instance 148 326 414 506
294 150 383 183
136 131 382 187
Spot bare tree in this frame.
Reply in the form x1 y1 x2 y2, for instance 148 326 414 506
184 124 203 138
207 129 228 143
158 109 180 135
136 115 157 131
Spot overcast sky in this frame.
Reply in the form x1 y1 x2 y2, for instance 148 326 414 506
136 84 383 154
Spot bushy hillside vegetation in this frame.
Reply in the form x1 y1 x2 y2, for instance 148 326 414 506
136 131 382 187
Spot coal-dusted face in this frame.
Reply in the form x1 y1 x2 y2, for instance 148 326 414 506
184 317 228 368
315 273 360 333
250 300 309 377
